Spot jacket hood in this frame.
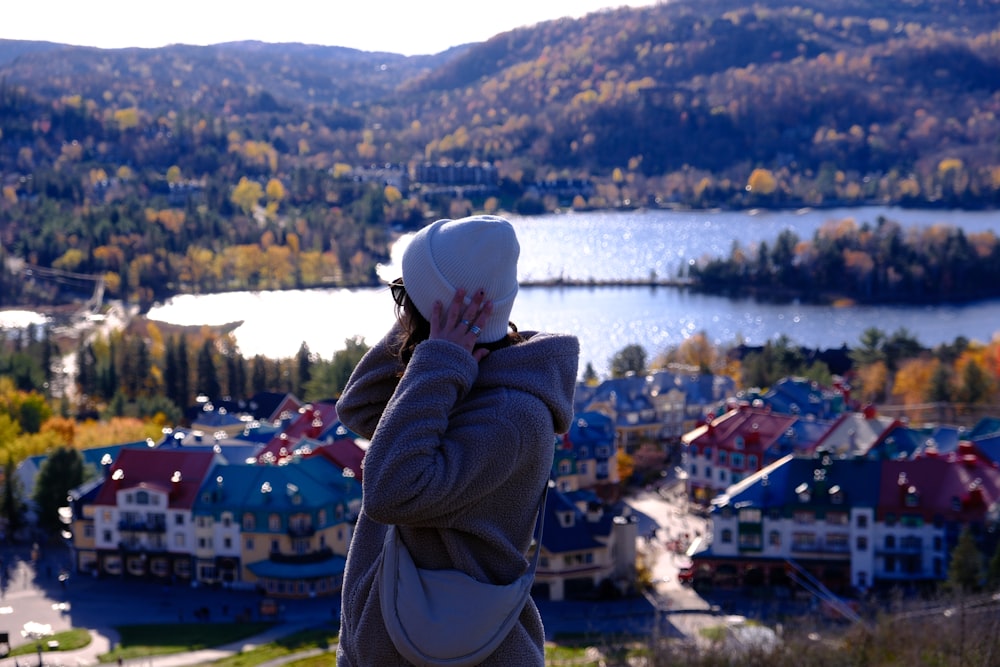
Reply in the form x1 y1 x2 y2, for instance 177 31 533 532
476 332 579 434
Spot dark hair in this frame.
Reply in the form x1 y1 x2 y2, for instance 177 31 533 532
391 280 523 369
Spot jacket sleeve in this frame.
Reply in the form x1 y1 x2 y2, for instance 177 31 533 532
335 323 404 440
359 338 532 527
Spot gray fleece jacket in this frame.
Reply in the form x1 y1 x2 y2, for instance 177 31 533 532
334 325 579 666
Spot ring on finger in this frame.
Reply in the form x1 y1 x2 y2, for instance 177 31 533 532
469 325 482 336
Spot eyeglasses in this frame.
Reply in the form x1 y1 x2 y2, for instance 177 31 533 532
389 278 406 306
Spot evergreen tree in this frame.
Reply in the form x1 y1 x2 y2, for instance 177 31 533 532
164 336 179 407
610 344 647 378
33 447 85 536
251 355 267 394
296 342 312 398
987 540 1000 591
926 362 954 403
1 456 25 541
948 526 983 594
196 339 220 401
177 336 190 407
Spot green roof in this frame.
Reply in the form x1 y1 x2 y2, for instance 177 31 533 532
247 555 347 579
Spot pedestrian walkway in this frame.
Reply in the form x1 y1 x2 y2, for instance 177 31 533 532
0 621 325 667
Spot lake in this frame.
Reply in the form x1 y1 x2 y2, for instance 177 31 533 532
142 206 1000 378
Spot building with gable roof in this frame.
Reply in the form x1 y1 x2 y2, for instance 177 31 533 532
255 401 339 465
692 443 1000 594
556 411 618 493
86 448 220 581
682 406 799 502
811 408 898 458
192 455 361 596
533 484 638 601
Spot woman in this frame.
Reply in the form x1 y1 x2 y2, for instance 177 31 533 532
335 215 579 666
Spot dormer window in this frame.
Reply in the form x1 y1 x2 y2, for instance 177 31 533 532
796 483 811 503
734 436 744 450
904 486 919 508
829 485 845 505
558 511 575 528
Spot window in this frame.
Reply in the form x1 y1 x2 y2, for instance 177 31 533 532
718 450 727 465
856 514 868 528
792 532 816 550
84 524 95 538
721 529 733 544
856 536 868 551
243 513 255 531
245 538 254 550
826 512 849 526
769 531 781 547
885 535 896 549
175 514 184 525
827 533 849 551
223 537 232 549
793 510 815 524
739 532 762 549
579 462 589 475
748 455 758 469
136 490 150 505
738 508 762 523
270 539 280 553
269 513 281 531
102 530 112 543
933 536 943 551
731 453 744 469
704 447 713 461
174 533 186 547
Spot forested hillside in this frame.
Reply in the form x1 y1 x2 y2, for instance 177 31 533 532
1 0 999 309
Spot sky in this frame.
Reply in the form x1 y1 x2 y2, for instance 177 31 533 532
2 1 660 56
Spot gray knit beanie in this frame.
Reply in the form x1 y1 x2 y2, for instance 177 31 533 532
401 215 519 343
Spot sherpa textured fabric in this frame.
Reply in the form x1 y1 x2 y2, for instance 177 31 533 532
335 324 579 666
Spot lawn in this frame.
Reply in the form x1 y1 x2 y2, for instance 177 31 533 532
7 628 91 657
100 622 275 662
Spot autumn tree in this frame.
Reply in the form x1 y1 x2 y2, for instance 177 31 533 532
230 177 264 215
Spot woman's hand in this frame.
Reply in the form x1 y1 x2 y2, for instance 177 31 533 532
430 288 494 361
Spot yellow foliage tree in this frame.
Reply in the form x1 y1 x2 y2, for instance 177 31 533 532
53 249 86 272
857 360 888 404
266 178 286 202
746 168 777 195
114 107 140 130
230 177 264 215
893 357 936 406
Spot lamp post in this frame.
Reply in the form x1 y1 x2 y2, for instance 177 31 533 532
20 622 51 667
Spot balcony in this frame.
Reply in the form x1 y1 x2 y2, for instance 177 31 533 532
118 519 167 533
287 524 316 538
